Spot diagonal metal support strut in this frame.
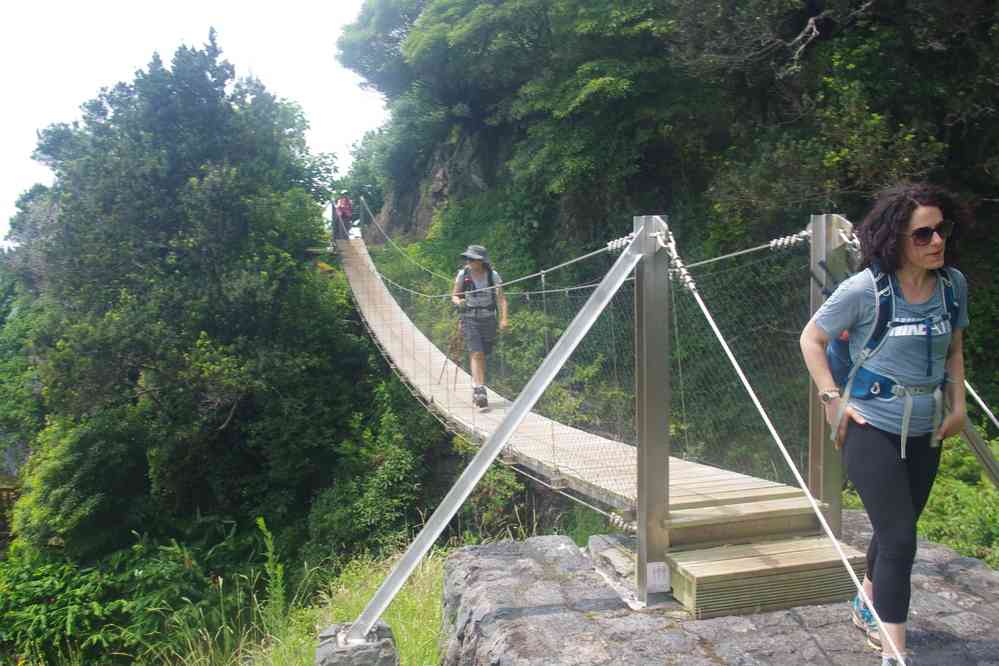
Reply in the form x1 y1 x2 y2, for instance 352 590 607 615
344 224 647 643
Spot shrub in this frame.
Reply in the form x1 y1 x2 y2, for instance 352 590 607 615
0 530 254 662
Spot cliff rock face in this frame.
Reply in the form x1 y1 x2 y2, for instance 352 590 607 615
441 512 999 665
377 130 495 240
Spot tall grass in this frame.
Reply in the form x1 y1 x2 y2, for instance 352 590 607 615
136 519 323 666
318 551 446 666
134 549 445 666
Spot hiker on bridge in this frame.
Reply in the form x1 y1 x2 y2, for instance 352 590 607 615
333 193 353 240
452 244 508 410
799 183 969 665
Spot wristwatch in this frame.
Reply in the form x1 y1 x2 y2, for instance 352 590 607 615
818 388 841 404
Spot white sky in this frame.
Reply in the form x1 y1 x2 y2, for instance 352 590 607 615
0 0 387 245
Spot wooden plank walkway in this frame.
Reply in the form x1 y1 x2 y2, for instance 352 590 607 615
339 238 805 515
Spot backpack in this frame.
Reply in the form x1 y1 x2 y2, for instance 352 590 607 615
459 266 496 308
825 263 959 391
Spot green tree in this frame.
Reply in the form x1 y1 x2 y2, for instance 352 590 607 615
338 0 427 98
5 32 363 559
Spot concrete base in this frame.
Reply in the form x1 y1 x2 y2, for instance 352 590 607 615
315 621 399 666
589 533 685 613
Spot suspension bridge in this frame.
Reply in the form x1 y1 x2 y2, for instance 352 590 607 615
326 205 999 646
342 234 810 523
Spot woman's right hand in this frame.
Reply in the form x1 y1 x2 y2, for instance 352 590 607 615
825 398 866 450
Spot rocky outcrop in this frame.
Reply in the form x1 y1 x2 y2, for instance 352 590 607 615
441 511 999 665
377 130 494 241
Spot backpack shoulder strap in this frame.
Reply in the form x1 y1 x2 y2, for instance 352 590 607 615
937 267 958 324
861 265 894 356
486 267 496 304
460 267 496 305
833 266 892 433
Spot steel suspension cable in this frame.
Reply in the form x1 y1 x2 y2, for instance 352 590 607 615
360 195 810 300
358 196 455 283
684 229 811 270
370 242 617 301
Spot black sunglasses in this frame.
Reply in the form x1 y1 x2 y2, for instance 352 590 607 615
903 219 954 246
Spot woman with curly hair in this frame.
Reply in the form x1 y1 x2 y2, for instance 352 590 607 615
799 183 970 665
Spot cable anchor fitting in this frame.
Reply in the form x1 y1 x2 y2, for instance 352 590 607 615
769 229 811 250
606 233 635 254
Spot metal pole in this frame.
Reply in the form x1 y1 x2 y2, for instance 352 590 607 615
966 380 999 431
344 225 645 643
807 214 843 536
634 215 671 605
962 419 999 489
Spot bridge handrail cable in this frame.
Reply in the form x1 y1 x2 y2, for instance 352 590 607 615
359 196 455 283
358 196 640 298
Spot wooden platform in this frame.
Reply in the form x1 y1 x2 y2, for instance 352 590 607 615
337 238 864 617
667 536 865 618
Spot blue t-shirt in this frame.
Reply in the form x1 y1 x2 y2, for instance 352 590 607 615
812 267 969 435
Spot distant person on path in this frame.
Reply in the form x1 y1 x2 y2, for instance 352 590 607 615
334 193 353 239
799 183 969 665
451 245 508 410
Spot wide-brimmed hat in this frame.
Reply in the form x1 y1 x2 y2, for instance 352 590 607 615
460 244 489 262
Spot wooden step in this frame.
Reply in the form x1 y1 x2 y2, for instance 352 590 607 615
666 536 866 618
663 496 821 548
670 483 805 510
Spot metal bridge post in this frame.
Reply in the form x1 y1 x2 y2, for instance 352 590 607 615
634 215 671 605
807 213 852 537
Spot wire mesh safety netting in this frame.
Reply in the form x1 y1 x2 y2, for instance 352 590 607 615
671 242 813 485
350 225 815 505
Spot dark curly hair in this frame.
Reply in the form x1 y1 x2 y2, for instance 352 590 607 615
857 182 969 274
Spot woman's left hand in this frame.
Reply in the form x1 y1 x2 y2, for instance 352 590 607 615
936 409 966 441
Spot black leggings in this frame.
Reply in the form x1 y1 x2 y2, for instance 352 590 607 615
843 421 941 624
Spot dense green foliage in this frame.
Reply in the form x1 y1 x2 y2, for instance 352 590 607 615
339 0 999 404
5 33 358 561
0 33 473 661
0 529 251 662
